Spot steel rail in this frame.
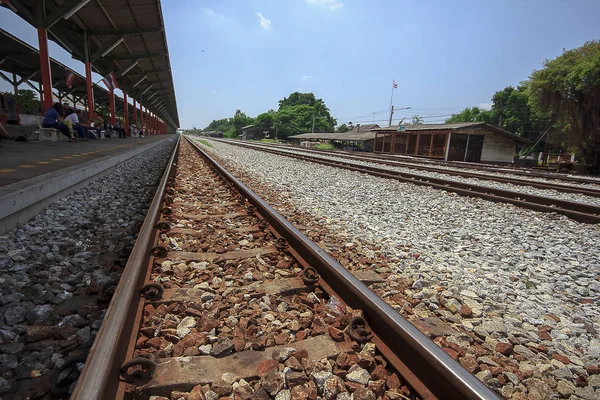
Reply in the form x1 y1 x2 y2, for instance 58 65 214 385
71 135 180 400
212 139 600 223
243 142 600 197
186 137 500 400
322 147 600 185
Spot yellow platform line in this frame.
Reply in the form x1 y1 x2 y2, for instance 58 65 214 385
37 161 51 164
0 169 17 173
19 165 35 168
51 158 62 161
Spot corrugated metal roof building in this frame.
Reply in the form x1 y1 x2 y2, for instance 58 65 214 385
290 122 531 163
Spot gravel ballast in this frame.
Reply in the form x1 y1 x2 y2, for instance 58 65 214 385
194 137 600 400
0 137 175 397
241 143 600 206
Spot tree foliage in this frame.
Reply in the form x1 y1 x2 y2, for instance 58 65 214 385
446 86 548 141
411 115 424 125
1 89 40 114
202 92 336 140
529 40 600 172
336 123 349 133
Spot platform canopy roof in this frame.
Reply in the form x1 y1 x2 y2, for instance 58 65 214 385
0 28 132 114
1 0 179 128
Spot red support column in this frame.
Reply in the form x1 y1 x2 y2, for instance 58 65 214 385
124 92 129 136
85 62 94 117
140 106 144 134
37 28 53 111
132 98 137 125
109 89 116 125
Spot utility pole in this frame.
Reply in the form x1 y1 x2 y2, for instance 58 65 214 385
388 105 394 127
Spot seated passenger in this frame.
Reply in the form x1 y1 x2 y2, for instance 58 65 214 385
43 103 74 142
65 109 89 140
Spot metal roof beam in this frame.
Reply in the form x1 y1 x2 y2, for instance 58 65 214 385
46 0 91 29
88 27 163 36
90 35 124 62
2 0 35 23
127 69 170 76
110 52 166 61
115 60 139 78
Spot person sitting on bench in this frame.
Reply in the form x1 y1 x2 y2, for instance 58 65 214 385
65 109 89 140
43 103 74 142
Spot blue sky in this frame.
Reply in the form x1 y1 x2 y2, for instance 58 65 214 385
2 0 600 128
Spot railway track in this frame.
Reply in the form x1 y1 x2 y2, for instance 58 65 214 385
258 144 600 196
69 136 499 399
277 144 600 187
211 139 600 224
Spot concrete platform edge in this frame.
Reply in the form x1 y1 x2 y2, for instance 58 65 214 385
0 137 171 234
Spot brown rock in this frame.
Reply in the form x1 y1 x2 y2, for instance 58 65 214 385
328 326 344 342
233 337 245 352
368 380 386 397
274 332 289 345
211 379 232 396
552 353 571 364
386 372 400 390
496 342 514 356
25 326 54 343
296 330 308 341
261 371 284 395
539 331 552 341
285 356 304 371
291 349 309 363
586 365 600 375
286 371 308 386
345 382 364 393
575 374 587 387
290 385 310 400
353 387 376 400
370 365 388 381
459 356 479 374
442 347 459 360
257 359 279 378
188 385 205 400
460 304 473 318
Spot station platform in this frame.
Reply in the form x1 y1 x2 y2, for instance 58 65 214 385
0 136 166 187
0 134 174 234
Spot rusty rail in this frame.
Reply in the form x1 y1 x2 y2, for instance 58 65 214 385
71 135 180 400
212 139 600 223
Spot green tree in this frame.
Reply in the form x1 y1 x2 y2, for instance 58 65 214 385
529 40 600 172
336 123 349 133
1 89 40 114
446 106 490 123
255 111 276 136
411 115 424 125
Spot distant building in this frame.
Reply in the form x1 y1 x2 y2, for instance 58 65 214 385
288 124 380 151
373 123 532 163
241 124 261 140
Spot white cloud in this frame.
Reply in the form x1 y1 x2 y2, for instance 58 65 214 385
203 8 218 18
301 75 316 82
479 102 492 110
211 91 217 95
307 0 344 11
256 13 271 30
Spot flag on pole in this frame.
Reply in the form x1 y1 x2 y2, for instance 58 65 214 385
65 69 75 89
102 72 119 91
393 79 397 89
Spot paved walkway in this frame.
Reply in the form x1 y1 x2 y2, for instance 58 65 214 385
0 135 169 187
